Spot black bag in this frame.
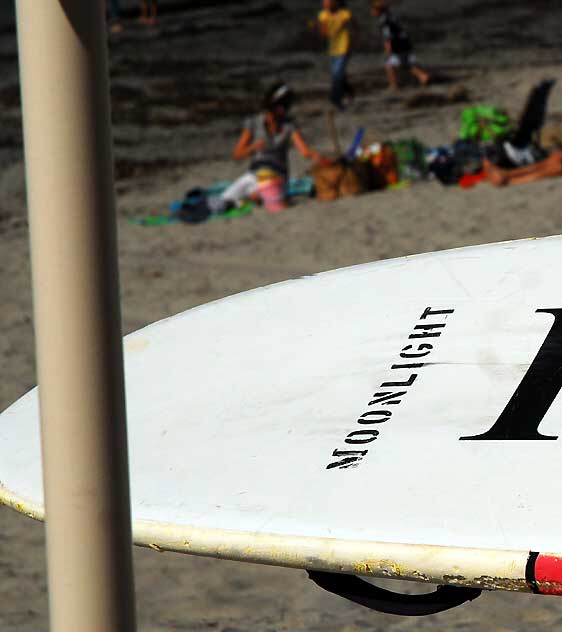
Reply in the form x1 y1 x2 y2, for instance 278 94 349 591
429 141 483 186
177 188 212 224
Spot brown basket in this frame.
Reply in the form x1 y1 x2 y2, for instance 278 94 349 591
312 161 366 201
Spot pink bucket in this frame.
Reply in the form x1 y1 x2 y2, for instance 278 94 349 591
258 177 287 213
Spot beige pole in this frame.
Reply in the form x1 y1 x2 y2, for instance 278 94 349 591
15 2 136 631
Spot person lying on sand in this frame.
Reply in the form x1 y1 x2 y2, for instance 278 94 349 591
213 82 326 213
371 0 429 91
495 79 555 169
483 153 562 186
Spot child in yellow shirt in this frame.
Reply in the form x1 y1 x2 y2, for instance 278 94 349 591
315 0 355 110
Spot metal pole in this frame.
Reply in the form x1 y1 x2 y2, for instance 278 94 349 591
15 2 137 631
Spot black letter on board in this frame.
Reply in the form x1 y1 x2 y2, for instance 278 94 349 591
460 309 562 441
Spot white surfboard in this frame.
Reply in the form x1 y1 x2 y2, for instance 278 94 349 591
2 235 562 607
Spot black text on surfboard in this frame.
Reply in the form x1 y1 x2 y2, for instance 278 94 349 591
460 309 562 441
327 307 455 470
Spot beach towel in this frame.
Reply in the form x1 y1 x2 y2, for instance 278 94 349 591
130 176 314 227
129 201 254 227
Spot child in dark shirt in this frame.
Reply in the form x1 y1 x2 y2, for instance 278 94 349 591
371 0 429 90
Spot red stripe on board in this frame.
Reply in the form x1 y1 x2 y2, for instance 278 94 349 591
535 555 562 596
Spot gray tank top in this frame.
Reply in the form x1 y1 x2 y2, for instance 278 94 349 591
244 113 297 176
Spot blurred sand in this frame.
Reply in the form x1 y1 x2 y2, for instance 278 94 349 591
2 0 562 629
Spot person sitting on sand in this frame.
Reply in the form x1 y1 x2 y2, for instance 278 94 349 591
483 153 562 186
212 82 325 213
371 0 429 91
139 0 158 25
313 0 356 111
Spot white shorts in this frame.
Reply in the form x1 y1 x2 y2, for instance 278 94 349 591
386 52 416 68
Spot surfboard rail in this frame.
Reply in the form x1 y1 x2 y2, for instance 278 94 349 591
2 485 561 597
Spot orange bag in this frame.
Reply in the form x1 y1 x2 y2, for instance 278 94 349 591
371 144 399 186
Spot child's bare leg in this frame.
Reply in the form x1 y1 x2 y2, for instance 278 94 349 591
410 65 430 86
484 153 562 186
385 65 399 90
542 152 562 176
483 158 509 186
483 157 541 186
506 152 562 185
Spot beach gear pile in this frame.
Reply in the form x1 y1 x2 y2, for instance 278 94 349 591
133 79 560 226
425 106 516 187
310 136 427 201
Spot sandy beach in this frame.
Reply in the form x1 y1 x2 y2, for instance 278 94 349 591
2 0 562 629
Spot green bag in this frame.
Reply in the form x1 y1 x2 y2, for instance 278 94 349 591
388 139 428 181
458 106 513 143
